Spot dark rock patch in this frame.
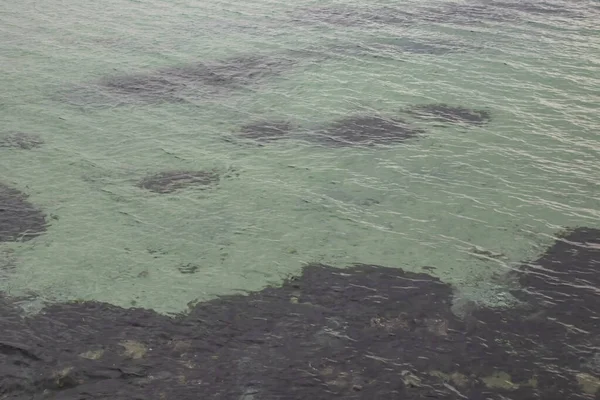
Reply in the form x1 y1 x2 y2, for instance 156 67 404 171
312 115 424 147
94 54 297 105
467 226 600 398
510 227 600 333
406 104 492 126
237 120 294 142
0 183 47 242
0 132 44 150
0 249 17 278
137 170 220 194
0 227 599 399
98 74 182 103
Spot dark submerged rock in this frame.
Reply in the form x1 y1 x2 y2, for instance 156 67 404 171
314 115 424 147
467 227 600 398
0 227 599 399
238 120 294 142
164 55 296 86
406 104 492 126
0 183 47 242
96 54 297 104
99 75 182 103
0 132 44 150
511 227 600 333
137 170 220 194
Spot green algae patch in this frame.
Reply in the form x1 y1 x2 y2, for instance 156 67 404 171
576 373 600 395
119 340 147 359
481 371 518 390
79 349 104 360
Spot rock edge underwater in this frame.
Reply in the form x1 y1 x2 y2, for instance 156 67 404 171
0 227 598 399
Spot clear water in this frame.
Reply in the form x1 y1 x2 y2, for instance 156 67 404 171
1 0 598 314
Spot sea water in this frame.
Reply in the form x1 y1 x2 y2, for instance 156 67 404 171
0 0 598 314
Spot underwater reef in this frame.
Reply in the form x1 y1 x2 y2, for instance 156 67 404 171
0 183 47 243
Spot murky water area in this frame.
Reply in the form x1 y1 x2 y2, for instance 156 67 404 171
1 0 599 398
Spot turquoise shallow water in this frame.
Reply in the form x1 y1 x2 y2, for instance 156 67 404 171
1 0 599 314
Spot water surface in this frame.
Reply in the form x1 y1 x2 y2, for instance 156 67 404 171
1 0 598 315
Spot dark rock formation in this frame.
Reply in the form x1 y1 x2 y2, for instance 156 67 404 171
238 120 294 142
0 227 598 399
0 183 47 242
313 115 424 147
95 54 297 104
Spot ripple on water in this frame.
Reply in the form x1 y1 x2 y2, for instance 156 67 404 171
371 39 468 55
0 227 598 398
322 39 471 60
291 0 595 29
290 5 413 27
0 183 47 243
488 0 587 17
405 104 492 126
416 0 596 25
